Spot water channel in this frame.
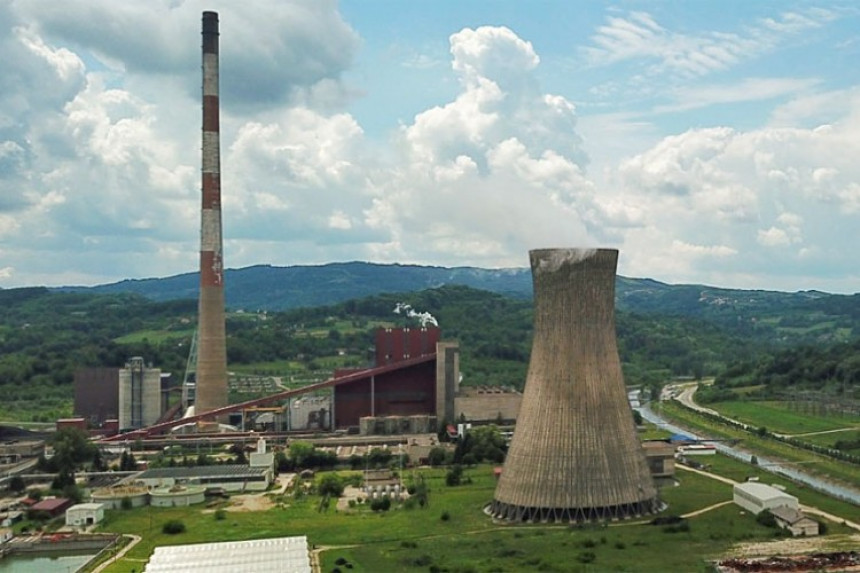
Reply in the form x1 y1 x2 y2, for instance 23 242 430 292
638 404 860 506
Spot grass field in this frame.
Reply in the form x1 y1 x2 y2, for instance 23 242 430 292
113 328 194 344
656 401 860 492
91 461 859 573
709 400 858 435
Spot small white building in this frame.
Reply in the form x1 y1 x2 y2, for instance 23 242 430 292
733 482 798 515
65 503 105 528
0 527 13 543
249 437 275 473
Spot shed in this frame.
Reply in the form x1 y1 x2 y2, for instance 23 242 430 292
770 506 819 537
30 497 73 518
732 482 798 515
65 503 105 527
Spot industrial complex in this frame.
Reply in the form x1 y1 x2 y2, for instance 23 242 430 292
2 10 851 573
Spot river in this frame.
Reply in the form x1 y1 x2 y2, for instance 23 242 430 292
638 403 860 506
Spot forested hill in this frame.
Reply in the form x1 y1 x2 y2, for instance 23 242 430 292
0 280 857 421
50 261 852 323
55 262 533 310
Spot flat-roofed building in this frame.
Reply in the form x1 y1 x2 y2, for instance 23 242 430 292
65 503 105 528
642 440 675 479
133 464 272 492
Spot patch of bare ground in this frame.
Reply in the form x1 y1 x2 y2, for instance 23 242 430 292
202 473 296 513
725 533 860 558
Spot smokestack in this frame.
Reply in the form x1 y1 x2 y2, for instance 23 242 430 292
196 11 228 418
491 248 660 523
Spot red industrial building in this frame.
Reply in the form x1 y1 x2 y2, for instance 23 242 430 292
332 327 459 429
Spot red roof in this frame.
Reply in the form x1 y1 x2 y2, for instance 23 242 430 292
31 498 71 512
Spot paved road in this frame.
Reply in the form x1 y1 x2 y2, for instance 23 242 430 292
638 403 860 506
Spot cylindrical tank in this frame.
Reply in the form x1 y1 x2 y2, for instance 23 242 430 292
491 248 660 523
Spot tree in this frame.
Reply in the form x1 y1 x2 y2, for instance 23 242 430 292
289 441 315 468
229 444 247 465
317 474 344 497
446 465 464 486
8 476 25 493
427 447 447 467
119 450 137 471
50 427 97 475
51 467 75 490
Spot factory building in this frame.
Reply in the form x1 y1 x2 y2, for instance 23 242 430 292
133 465 272 493
491 249 660 523
74 358 170 430
74 367 120 426
331 327 459 430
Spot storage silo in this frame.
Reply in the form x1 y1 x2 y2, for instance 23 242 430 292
491 248 660 522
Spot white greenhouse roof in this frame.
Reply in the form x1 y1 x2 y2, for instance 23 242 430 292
733 482 797 502
144 536 311 573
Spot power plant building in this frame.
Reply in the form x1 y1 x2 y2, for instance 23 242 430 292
332 327 459 429
74 367 120 425
491 248 660 522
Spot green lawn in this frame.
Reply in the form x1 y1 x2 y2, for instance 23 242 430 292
709 400 858 435
114 328 194 344
92 462 859 573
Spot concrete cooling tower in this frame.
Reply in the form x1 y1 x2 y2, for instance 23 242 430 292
490 248 660 522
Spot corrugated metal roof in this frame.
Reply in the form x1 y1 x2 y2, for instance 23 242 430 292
137 464 268 480
144 536 311 573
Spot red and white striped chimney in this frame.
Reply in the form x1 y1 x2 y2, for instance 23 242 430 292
196 11 228 418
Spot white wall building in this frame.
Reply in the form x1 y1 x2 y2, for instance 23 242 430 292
65 503 105 527
732 482 799 515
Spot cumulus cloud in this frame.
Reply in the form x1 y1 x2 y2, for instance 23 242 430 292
615 111 860 288
0 1 857 295
14 0 360 111
361 25 593 266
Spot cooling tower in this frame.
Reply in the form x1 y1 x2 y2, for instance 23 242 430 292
490 248 660 522
195 11 228 417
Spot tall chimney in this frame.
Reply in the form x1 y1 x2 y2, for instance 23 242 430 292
196 11 228 418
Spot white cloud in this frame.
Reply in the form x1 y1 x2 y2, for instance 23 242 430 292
0 2 857 294
584 8 836 79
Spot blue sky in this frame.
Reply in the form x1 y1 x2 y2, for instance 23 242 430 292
0 1 858 293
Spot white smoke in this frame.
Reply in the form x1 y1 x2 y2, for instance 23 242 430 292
393 302 439 328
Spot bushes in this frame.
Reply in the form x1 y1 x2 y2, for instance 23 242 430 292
162 519 186 534
445 465 463 486
369 496 391 512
